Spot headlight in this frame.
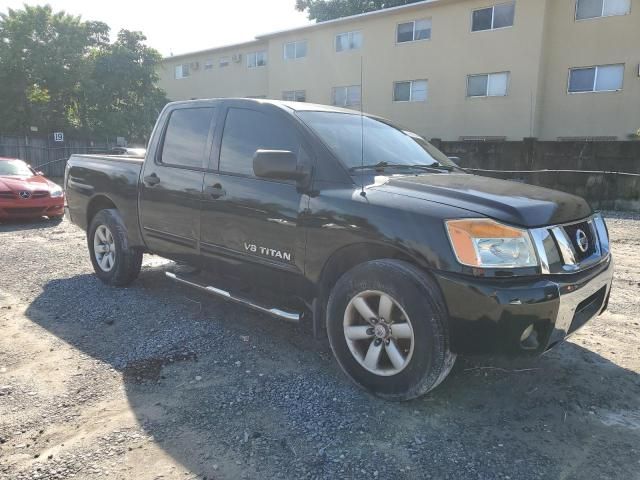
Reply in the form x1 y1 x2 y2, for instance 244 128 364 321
49 185 64 198
446 219 538 268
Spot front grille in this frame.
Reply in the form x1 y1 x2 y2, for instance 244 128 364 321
32 190 49 198
4 207 46 215
0 192 15 199
563 221 596 262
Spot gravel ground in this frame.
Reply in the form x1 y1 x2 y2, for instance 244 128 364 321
0 213 639 480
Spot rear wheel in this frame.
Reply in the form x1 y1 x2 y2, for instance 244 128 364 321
326 259 456 401
88 209 143 286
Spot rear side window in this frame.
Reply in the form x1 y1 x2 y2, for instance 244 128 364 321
219 108 299 177
160 107 215 169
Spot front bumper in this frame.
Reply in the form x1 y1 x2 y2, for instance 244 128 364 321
0 198 65 219
434 255 613 355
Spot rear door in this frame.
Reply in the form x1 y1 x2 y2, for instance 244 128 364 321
138 105 217 262
199 105 309 289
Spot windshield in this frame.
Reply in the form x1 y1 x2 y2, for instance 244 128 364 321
297 111 457 172
0 160 33 176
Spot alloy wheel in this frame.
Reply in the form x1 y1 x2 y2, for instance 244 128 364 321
343 290 415 376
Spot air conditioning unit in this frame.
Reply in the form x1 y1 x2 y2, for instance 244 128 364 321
232 54 242 63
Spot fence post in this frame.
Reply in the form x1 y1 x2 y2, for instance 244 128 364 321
523 137 536 170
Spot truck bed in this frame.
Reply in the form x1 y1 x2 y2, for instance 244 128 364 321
65 154 145 245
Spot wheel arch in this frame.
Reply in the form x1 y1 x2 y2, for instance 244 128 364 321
86 194 117 227
312 242 432 336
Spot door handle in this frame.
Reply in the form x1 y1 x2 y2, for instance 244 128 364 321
143 173 161 186
206 183 226 199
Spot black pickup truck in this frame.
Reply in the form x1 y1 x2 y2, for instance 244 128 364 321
65 99 613 400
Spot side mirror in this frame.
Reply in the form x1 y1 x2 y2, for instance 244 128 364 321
36 170 44 176
253 150 306 181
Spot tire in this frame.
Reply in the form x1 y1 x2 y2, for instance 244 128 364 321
326 259 456 401
88 209 143 286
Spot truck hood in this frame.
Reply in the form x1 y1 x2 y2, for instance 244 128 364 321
372 173 592 228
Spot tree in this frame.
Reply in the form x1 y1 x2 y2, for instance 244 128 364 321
295 0 424 22
0 5 167 142
79 30 168 142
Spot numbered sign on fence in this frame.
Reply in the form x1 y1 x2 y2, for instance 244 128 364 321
53 132 64 142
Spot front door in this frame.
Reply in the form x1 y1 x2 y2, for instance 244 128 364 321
200 105 308 291
139 106 217 262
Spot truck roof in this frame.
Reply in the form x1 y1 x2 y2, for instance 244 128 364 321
166 98 363 115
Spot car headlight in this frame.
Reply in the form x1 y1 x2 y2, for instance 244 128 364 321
49 185 64 198
446 219 538 268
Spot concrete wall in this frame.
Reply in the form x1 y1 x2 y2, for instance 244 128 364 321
436 139 640 211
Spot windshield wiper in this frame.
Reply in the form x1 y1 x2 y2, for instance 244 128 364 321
349 162 453 173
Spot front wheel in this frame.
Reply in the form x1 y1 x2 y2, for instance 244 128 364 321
327 260 456 401
88 209 143 286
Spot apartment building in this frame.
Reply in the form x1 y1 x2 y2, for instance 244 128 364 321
158 0 640 141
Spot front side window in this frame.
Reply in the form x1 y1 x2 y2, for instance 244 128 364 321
284 40 308 60
247 51 268 68
396 19 432 42
568 64 624 92
336 31 363 52
472 2 515 31
332 85 361 107
219 108 299 177
161 108 215 169
393 80 428 102
576 0 630 19
467 72 510 97
174 64 190 79
283 90 306 102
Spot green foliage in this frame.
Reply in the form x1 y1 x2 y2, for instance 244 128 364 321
0 4 167 142
295 0 424 21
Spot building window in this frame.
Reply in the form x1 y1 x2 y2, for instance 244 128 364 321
174 64 190 79
393 80 428 102
204 59 214 70
467 72 510 97
575 0 630 20
332 85 361 107
247 51 268 68
336 31 362 52
472 2 515 31
396 19 431 42
219 57 229 68
284 40 308 60
283 90 306 102
568 64 624 93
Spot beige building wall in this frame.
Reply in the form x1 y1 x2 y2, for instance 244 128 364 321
159 40 269 100
157 0 640 141
537 0 640 140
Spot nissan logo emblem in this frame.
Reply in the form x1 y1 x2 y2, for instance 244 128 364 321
19 191 31 199
575 229 589 253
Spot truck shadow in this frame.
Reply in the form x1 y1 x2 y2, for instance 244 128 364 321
24 267 640 480
0 217 63 232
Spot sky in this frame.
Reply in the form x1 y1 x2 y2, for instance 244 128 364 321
0 0 312 57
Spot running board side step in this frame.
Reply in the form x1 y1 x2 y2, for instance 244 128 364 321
165 272 301 322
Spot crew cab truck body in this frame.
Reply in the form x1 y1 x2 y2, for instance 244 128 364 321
65 99 613 400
